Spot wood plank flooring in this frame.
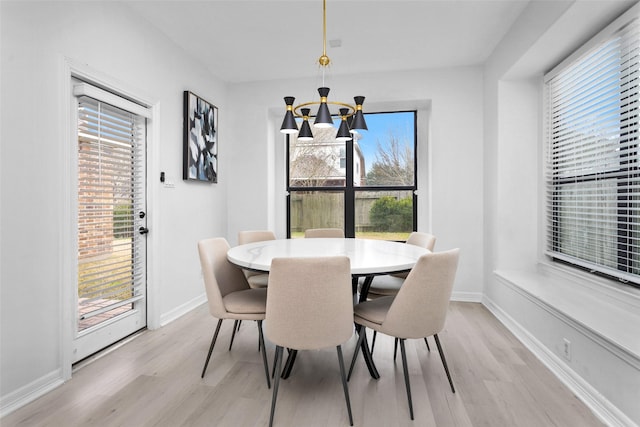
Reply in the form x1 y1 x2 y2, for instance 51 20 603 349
2 302 603 427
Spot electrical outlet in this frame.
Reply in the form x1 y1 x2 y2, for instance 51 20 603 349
563 338 571 361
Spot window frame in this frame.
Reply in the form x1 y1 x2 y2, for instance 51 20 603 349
544 4 640 288
286 110 418 239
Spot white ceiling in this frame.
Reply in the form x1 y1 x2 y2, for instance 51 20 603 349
124 0 531 83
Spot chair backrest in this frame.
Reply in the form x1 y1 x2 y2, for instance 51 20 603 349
237 231 277 280
304 228 345 238
198 237 251 318
406 231 436 251
381 249 460 338
392 232 437 279
238 230 276 245
265 256 353 350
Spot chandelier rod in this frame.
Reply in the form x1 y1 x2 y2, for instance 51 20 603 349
322 0 327 60
319 0 330 87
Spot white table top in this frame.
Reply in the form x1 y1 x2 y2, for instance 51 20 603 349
227 238 430 276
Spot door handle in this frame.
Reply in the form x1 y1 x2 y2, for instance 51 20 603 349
139 226 149 235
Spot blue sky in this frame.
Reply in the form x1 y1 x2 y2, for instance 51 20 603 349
346 111 415 162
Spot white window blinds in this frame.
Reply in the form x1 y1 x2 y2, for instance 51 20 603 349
76 92 147 329
545 10 640 284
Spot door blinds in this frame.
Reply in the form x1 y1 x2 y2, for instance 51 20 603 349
76 93 146 329
545 13 640 284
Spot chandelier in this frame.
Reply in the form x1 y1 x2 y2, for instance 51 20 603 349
279 0 367 142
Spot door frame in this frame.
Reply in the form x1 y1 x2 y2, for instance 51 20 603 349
60 58 160 379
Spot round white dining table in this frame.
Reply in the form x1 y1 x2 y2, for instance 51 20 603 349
227 237 430 276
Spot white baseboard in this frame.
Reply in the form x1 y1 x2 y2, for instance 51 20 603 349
483 295 638 427
159 293 207 327
451 290 482 302
1 295 208 419
0 369 64 419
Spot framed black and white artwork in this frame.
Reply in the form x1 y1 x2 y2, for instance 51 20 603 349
183 91 218 182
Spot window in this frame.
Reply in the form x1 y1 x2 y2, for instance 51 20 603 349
339 147 346 169
545 9 640 287
287 111 417 239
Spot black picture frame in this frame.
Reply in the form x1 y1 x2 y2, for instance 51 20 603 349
183 91 218 182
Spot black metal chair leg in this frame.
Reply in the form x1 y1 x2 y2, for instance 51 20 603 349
398 338 414 420
393 338 399 361
271 350 278 378
347 326 366 381
424 337 431 351
269 346 284 427
272 348 296 378
336 345 354 426
201 318 223 378
434 334 455 393
229 320 239 351
371 330 377 354
272 348 287 378
281 349 298 379
257 320 271 389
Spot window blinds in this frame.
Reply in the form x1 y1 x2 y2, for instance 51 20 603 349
545 13 640 284
76 94 146 329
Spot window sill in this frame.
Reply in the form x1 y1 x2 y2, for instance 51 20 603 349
494 263 640 361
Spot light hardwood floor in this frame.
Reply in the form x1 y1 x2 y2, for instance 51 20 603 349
3 302 603 427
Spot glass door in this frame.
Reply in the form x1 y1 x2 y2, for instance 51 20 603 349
72 87 148 363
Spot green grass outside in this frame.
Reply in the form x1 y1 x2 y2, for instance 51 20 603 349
290 231 409 241
78 238 133 301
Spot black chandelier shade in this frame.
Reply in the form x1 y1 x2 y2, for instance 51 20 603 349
280 96 298 135
350 96 368 132
298 108 314 141
336 108 351 141
314 87 333 128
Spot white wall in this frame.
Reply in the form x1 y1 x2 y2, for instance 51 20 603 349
1 1 227 411
226 67 485 302
496 79 540 270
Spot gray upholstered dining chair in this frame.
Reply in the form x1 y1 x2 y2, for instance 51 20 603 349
304 228 345 238
364 232 436 298
231 230 277 350
362 232 436 354
348 249 460 420
237 230 276 289
197 237 271 388
265 256 354 427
